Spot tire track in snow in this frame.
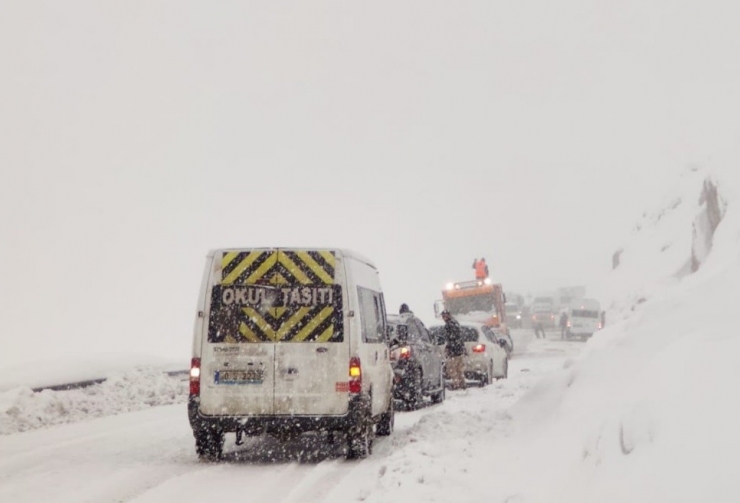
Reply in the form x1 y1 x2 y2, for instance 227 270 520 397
278 460 355 503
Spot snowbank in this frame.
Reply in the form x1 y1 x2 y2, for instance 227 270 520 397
0 367 188 435
0 353 186 393
487 166 740 502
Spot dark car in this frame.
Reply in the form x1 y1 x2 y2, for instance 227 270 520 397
387 313 446 409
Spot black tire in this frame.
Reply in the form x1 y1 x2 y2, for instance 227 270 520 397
407 367 424 410
480 363 492 387
430 367 446 404
347 414 374 460
195 427 224 461
376 398 394 437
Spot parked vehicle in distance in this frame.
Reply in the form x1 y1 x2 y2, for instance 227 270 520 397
565 298 602 340
505 302 523 328
387 313 446 409
188 248 394 461
531 301 557 330
429 321 509 386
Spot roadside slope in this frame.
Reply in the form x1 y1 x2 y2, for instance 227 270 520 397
478 167 740 502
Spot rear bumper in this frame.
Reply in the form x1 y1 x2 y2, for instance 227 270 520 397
568 331 594 337
188 395 369 437
464 362 488 377
464 367 487 377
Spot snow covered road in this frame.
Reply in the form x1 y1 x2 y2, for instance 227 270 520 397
0 330 584 503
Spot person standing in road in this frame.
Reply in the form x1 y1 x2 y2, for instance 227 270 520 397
534 321 545 339
559 311 569 339
441 310 466 390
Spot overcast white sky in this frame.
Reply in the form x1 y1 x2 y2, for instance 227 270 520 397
2 1 739 365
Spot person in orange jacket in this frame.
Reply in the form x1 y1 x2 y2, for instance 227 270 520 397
472 258 489 281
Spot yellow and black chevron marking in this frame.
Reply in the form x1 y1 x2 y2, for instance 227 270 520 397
220 250 336 286
220 251 277 286
208 282 344 343
209 304 343 343
237 304 342 343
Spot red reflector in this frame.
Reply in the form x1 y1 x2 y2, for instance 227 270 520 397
349 380 362 394
472 344 485 353
190 380 200 396
190 357 201 396
399 347 411 360
349 357 362 393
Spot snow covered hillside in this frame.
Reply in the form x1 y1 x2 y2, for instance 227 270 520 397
596 167 730 322
487 166 740 502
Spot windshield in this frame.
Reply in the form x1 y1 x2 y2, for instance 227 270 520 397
444 294 494 315
571 309 599 318
387 320 421 342
505 304 519 313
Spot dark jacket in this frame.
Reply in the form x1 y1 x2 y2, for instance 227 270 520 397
444 318 466 357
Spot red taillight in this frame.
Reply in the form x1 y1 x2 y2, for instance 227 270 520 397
349 357 362 394
190 357 201 396
390 346 411 362
472 344 485 353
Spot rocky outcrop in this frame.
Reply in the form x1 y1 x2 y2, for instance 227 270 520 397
690 178 726 272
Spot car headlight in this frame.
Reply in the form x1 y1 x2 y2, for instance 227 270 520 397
516 314 521 319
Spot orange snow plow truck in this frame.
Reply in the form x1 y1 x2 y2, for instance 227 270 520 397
434 278 509 335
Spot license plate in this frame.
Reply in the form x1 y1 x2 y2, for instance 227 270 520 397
215 369 264 384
